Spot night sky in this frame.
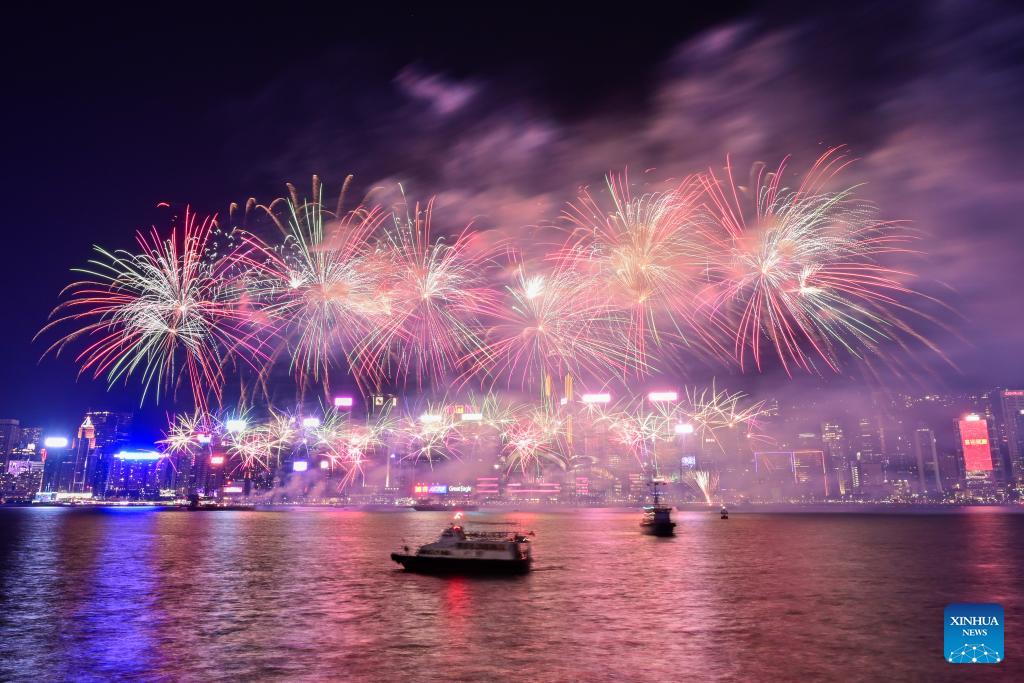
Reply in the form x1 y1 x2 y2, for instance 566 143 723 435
3 3 1023 436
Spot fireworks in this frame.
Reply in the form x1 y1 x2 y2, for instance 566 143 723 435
471 258 633 391
358 198 496 387
42 149 945 413
230 184 390 394
499 406 567 475
699 147 931 374
677 383 768 451
560 174 718 370
598 398 673 471
39 208 264 413
684 469 720 505
157 411 210 456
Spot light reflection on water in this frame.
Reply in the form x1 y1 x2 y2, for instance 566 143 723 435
0 507 1021 681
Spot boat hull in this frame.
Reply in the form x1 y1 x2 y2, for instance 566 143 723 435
640 522 676 537
391 553 531 575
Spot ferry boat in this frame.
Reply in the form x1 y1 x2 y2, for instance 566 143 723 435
720 506 729 519
640 481 676 536
391 517 533 575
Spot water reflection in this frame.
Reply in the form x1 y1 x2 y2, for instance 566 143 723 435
0 507 1021 681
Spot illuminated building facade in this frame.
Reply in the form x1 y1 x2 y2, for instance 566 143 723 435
104 451 170 499
956 414 994 486
821 422 850 495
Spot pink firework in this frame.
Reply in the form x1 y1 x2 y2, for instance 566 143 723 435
560 173 723 371
698 147 935 375
357 198 498 388
229 183 390 393
500 406 567 475
470 254 635 392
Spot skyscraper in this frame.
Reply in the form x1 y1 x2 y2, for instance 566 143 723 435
0 419 20 468
855 416 886 494
821 422 851 495
912 427 943 494
956 414 995 487
997 389 1024 484
69 415 96 493
60 411 133 494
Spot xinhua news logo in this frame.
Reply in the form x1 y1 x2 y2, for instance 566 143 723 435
945 604 1004 664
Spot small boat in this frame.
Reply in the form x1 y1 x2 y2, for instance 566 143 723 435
640 481 676 536
392 517 533 575
720 506 729 519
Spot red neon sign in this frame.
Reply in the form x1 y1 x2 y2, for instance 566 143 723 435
959 418 992 472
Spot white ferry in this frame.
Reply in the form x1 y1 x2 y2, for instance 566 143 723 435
391 517 533 575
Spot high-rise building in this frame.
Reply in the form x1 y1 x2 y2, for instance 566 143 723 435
57 411 134 494
17 426 41 452
68 415 97 493
854 416 887 496
997 389 1024 483
912 427 943 494
956 414 995 486
856 417 882 465
0 419 21 468
753 451 828 500
793 450 829 498
821 422 851 495
3 459 44 500
104 451 170 499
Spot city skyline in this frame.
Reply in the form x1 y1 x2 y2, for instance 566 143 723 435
5 383 1023 505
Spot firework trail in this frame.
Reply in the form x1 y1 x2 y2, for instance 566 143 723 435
678 383 768 451
39 208 265 413
398 400 461 468
699 147 937 375
560 173 723 371
317 409 393 489
226 427 275 473
500 406 567 475
230 181 390 395
470 255 635 392
42 153 948 409
157 410 219 456
598 398 672 471
357 198 497 387
685 469 720 505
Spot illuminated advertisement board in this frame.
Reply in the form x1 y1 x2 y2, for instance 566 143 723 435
959 417 993 472
412 483 473 495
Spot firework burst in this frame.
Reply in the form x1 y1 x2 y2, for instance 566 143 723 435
231 182 390 394
699 147 934 374
399 401 460 467
471 256 635 392
684 469 720 505
500 406 567 475
39 208 263 413
357 198 497 387
560 174 720 370
678 383 767 451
